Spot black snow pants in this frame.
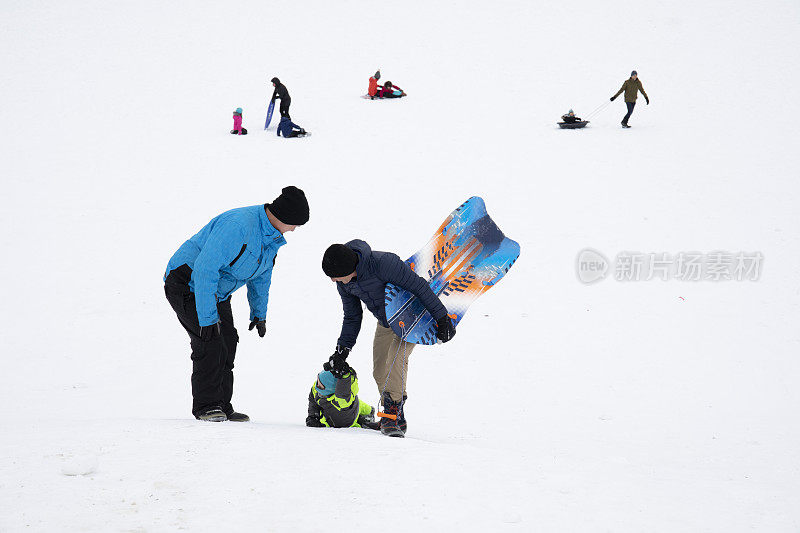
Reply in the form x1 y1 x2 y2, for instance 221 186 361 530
279 97 291 119
623 101 636 124
164 264 239 417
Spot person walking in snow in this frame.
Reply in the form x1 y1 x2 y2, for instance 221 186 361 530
164 186 309 422
321 240 456 438
610 70 649 128
230 107 248 135
270 77 291 119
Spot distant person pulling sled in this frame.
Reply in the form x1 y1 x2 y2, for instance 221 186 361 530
558 109 588 129
276 116 308 138
164 187 309 422
306 365 379 430
611 70 649 128
321 240 456 438
270 77 291 119
231 107 248 135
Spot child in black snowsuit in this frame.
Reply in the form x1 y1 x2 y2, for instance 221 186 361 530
561 109 582 124
270 77 291 119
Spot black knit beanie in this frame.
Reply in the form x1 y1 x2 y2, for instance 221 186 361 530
322 244 359 277
267 186 309 225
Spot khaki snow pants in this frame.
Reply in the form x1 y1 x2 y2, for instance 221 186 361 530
372 323 415 403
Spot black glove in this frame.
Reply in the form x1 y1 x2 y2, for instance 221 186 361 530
248 318 266 338
610 96 616 102
436 316 456 343
645 97 650 105
325 346 351 377
200 322 220 342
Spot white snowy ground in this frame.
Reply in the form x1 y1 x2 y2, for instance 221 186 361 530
1 0 799 531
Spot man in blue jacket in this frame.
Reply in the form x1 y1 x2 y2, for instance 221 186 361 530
164 186 309 422
321 240 456 437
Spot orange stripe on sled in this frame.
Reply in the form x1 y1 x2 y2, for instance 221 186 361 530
443 239 483 281
440 237 475 275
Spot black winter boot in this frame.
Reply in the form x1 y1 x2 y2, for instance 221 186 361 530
224 409 250 422
358 406 381 431
398 395 408 434
195 407 227 422
380 395 405 438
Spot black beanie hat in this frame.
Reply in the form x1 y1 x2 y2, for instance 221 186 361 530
322 244 359 277
267 186 309 225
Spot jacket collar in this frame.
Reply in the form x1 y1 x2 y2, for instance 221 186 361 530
259 206 287 247
346 240 371 277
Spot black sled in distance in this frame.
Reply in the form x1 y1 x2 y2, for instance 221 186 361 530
558 120 589 129
558 112 588 129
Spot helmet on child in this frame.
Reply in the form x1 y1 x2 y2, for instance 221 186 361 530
384 81 392 89
235 107 242 114
315 371 337 396
568 109 574 115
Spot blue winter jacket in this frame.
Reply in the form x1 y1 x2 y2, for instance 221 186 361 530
336 240 448 348
164 205 286 327
277 116 301 137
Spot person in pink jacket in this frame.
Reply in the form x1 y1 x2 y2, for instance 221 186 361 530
231 108 248 135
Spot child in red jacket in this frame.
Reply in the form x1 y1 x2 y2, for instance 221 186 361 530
367 69 380 97
379 81 406 98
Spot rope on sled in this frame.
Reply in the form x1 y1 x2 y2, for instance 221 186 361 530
584 100 612 120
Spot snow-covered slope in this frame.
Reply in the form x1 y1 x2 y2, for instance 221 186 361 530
1 0 799 530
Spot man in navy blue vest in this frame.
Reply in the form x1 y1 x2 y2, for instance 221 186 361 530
165 186 309 422
322 240 456 437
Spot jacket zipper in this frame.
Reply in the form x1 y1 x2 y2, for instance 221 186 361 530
229 244 247 267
